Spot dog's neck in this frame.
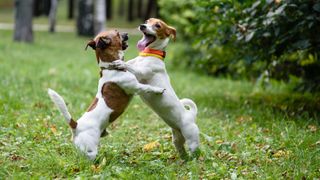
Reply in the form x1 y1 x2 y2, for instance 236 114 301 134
96 50 124 63
139 48 166 60
99 60 122 69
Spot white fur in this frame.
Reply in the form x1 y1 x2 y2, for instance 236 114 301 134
48 66 165 160
111 35 200 156
48 88 72 123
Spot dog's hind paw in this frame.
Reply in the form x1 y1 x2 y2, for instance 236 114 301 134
100 129 109 137
191 147 202 159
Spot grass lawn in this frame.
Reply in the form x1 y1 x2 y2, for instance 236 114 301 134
0 30 319 179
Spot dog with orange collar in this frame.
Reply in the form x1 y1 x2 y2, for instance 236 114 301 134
111 18 200 159
48 30 165 160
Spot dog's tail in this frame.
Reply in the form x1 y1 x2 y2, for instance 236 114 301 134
48 88 77 129
180 98 198 117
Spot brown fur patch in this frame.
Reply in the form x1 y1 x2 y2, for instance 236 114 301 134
146 18 176 40
101 82 132 123
93 30 123 62
69 118 77 129
86 97 98 112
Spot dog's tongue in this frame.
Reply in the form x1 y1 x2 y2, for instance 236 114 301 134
137 37 148 51
137 35 155 51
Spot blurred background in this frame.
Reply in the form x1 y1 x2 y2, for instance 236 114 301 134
1 0 320 92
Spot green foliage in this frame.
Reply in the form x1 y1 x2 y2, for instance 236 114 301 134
159 0 320 91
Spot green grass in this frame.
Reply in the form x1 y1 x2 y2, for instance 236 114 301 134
0 29 320 179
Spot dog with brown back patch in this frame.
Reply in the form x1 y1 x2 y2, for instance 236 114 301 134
111 18 200 159
48 30 165 160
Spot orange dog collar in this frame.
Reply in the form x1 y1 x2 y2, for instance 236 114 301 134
139 48 166 60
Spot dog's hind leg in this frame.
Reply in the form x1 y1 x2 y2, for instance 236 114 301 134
180 121 200 158
172 128 188 159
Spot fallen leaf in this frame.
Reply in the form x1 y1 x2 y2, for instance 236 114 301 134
33 102 46 109
71 167 80 173
310 140 320 147
273 150 290 158
10 154 25 161
163 134 172 140
50 125 57 135
308 125 317 132
143 141 160 152
236 115 253 123
98 157 107 169
91 165 101 173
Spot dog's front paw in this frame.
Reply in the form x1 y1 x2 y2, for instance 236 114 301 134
110 60 127 70
160 88 166 94
154 88 166 94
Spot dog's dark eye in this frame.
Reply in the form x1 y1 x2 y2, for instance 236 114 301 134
155 23 161 29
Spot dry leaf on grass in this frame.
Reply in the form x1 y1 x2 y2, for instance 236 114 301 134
273 150 290 158
308 125 317 132
236 115 253 123
50 125 57 135
143 141 160 152
91 165 101 173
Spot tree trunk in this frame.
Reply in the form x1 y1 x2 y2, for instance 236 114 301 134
144 0 158 20
118 0 125 16
106 0 112 20
137 0 143 19
48 0 58 33
77 0 94 36
14 0 34 43
68 0 74 19
128 0 134 22
94 0 106 35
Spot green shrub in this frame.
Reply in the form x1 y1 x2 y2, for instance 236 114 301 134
159 0 320 91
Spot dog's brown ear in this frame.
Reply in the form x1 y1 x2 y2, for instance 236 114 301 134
97 37 111 49
166 26 176 41
85 39 96 50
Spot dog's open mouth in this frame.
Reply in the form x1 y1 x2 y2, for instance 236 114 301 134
137 33 156 51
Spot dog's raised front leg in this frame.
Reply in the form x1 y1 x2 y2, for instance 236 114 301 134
134 83 165 94
111 60 158 81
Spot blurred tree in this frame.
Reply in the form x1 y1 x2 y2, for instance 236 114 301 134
94 0 106 34
159 0 320 91
48 0 57 32
137 0 143 19
68 0 74 19
118 0 125 16
106 0 112 19
33 0 50 17
77 0 94 36
144 0 158 20
14 0 34 43
128 0 134 22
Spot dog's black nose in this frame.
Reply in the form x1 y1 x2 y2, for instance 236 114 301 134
139 24 146 31
121 32 129 41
